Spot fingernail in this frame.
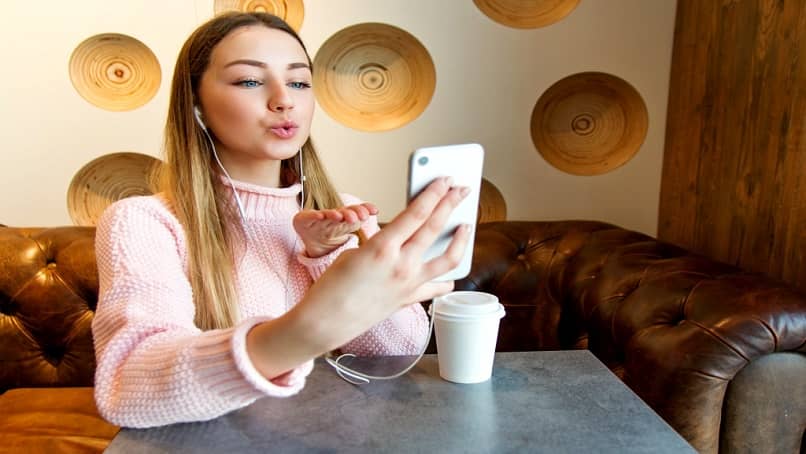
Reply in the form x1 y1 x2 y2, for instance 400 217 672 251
460 186 471 197
443 176 454 187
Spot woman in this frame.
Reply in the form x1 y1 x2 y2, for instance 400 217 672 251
91 12 469 428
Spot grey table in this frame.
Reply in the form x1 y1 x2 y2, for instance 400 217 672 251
105 351 694 453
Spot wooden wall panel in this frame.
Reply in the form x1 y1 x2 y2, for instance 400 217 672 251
659 0 805 291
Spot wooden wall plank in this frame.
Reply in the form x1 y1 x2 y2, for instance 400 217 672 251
659 0 805 291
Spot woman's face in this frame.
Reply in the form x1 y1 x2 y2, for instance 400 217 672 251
197 25 314 182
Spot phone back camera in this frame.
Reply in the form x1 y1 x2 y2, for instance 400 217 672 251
418 156 429 166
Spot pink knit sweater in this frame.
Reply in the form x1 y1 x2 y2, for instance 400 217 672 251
91 180 429 428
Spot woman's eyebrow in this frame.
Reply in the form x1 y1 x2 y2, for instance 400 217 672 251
223 59 310 71
287 62 311 71
224 59 265 68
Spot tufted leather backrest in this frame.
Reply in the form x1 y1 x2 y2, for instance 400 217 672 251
459 219 805 365
457 220 651 353
456 220 608 351
0 226 98 391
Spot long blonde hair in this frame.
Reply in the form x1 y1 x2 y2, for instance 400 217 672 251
160 12 345 330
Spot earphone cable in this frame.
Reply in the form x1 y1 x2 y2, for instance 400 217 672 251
201 127 298 311
324 303 435 385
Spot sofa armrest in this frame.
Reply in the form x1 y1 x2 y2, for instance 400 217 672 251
558 223 805 453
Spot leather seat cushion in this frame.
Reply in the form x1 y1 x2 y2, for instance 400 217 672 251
0 387 119 454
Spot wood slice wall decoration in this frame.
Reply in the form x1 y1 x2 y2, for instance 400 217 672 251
530 72 648 176
67 152 162 226
214 0 305 31
477 178 507 223
313 23 436 132
69 33 161 112
473 0 580 29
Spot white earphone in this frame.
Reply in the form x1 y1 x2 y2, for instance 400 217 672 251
194 106 207 131
298 144 306 207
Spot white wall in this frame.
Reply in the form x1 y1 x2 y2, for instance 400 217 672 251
0 0 677 235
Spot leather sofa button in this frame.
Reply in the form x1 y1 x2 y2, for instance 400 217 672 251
0 299 14 316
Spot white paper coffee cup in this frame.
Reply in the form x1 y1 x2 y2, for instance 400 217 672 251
432 291 505 384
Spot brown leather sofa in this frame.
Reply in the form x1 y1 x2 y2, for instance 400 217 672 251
1 222 804 453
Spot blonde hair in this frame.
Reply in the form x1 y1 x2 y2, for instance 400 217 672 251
160 12 346 330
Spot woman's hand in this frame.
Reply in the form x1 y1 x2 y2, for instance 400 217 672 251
295 177 471 352
247 177 470 378
292 203 379 258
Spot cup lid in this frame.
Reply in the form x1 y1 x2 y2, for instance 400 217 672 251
433 291 503 318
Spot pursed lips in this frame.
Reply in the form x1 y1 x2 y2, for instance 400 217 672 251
268 121 298 139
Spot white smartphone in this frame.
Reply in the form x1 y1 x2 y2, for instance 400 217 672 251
406 143 484 281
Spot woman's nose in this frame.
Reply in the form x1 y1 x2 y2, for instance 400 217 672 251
268 82 294 113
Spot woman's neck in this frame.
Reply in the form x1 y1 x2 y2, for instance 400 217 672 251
215 148 283 187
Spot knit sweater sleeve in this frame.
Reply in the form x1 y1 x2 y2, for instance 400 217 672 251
300 193 430 356
91 197 313 428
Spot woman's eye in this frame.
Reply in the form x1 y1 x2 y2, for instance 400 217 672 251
236 79 262 88
288 81 312 90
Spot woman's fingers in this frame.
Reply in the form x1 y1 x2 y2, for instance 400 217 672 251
326 204 377 225
342 208 359 224
420 223 471 279
362 202 379 216
319 210 341 222
293 210 323 230
372 177 452 245
403 185 469 254
350 204 369 222
343 203 377 223
347 203 374 216
406 280 455 306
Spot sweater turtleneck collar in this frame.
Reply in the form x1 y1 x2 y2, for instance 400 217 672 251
217 175 302 221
